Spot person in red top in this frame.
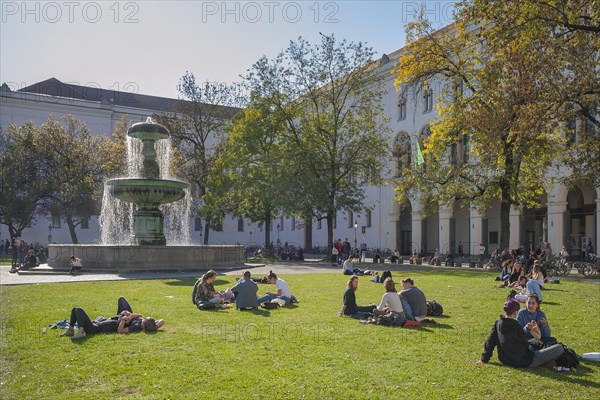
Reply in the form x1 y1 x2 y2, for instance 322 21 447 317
335 239 343 266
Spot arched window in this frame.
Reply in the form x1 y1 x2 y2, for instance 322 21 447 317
238 217 244 232
393 132 411 175
397 96 407 121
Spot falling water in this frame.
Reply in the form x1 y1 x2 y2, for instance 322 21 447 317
99 131 191 245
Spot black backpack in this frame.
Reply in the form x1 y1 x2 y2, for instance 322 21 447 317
555 344 580 369
426 300 444 317
380 270 392 283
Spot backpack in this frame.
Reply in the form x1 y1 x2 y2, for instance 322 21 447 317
507 289 517 300
426 300 444 317
380 270 392 283
555 344 580 369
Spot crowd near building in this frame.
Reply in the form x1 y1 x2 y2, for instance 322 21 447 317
1 38 598 259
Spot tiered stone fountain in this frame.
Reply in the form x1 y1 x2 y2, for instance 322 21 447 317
47 119 243 273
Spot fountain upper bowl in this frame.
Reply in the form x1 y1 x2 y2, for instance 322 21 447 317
106 178 189 205
128 121 170 141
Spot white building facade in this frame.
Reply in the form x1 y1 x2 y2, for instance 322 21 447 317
1 71 598 257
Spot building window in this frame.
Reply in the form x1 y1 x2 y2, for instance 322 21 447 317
366 209 372 228
423 88 433 113
80 217 89 229
291 216 296 231
194 218 202 231
258 222 263 232
317 219 322 230
489 231 498 245
279 216 284 231
51 214 61 228
566 118 577 145
347 211 354 228
333 213 337 229
397 96 407 121
238 217 244 232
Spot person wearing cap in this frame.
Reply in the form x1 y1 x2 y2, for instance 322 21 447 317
476 299 564 368
230 271 259 310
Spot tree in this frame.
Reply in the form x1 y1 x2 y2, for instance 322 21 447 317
244 34 391 251
36 115 115 243
457 0 600 187
154 72 244 244
206 97 289 248
0 123 50 239
393 7 567 250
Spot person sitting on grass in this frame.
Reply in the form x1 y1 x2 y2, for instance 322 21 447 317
230 270 259 310
194 269 229 309
339 275 375 318
69 255 82 275
257 271 292 306
517 294 555 345
514 275 543 303
343 256 363 275
61 296 164 339
476 299 564 368
399 277 434 323
370 278 406 326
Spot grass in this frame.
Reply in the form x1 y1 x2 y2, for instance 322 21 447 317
1 268 599 399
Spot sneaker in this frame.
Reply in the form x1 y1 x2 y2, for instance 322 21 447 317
60 329 74 337
71 331 86 339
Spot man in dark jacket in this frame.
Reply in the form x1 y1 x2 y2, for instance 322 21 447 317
476 299 564 368
230 271 259 310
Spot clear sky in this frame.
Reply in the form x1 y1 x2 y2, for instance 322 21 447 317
1 0 457 99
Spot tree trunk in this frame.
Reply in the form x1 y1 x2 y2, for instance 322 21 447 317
327 212 334 255
203 224 209 245
499 198 511 251
65 215 79 244
304 218 312 250
263 212 272 249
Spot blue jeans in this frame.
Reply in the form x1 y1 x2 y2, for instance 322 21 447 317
257 294 290 305
527 280 543 302
401 298 414 320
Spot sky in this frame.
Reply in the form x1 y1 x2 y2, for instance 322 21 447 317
1 0 457 99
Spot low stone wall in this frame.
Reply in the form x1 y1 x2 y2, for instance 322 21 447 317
48 244 244 273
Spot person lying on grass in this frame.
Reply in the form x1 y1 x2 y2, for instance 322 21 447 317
61 296 164 339
339 275 375 318
476 299 563 368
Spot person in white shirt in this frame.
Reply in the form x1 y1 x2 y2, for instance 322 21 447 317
69 255 82 275
257 271 292 306
370 278 406 325
343 256 363 275
479 243 486 262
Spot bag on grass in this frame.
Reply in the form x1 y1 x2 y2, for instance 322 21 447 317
426 300 444 317
261 301 279 310
555 344 580 369
196 301 216 310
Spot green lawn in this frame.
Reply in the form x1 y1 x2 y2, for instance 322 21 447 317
1 269 599 399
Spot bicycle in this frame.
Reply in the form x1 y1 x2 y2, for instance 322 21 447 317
576 254 599 276
553 257 574 276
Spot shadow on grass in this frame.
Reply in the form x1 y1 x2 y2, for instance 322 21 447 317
526 363 600 388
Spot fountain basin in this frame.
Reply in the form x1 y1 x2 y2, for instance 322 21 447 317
48 244 245 273
128 121 170 141
107 178 188 205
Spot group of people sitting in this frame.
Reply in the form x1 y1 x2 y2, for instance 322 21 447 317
339 276 434 326
497 260 545 302
192 269 294 310
477 294 564 368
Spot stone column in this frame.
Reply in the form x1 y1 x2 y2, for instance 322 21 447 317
439 205 453 253
469 207 483 256
411 211 423 254
509 205 522 249
596 198 600 254
547 201 567 252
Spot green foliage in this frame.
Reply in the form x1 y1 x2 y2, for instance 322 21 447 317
244 34 391 250
206 98 289 247
1 271 599 399
392 2 598 248
153 72 245 244
0 123 50 238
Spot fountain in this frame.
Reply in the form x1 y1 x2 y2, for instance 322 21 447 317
47 119 244 273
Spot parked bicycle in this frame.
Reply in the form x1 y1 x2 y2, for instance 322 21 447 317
575 254 599 276
547 256 573 277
